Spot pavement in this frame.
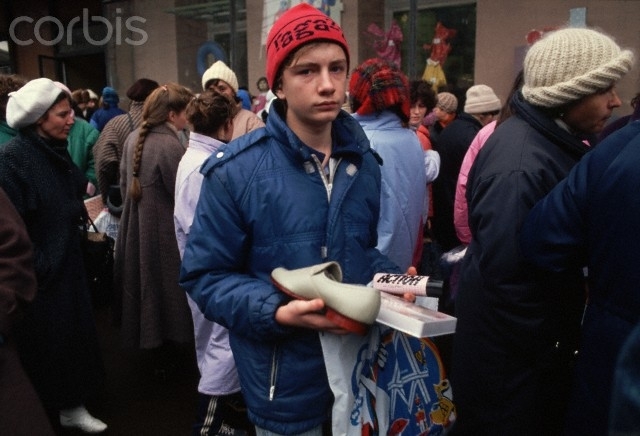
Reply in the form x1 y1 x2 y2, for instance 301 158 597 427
56 304 200 436
71 197 200 435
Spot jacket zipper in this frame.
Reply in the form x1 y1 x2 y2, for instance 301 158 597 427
311 155 341 260
269 345 278 401
311 155 341 202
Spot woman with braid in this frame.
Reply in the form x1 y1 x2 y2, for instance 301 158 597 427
114 83 195 376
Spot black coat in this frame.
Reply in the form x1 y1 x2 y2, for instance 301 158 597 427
432 112 482 251
450 92 590 434
0 130 104 410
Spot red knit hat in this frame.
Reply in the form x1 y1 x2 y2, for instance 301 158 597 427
349 58 411 122
265 3 349 90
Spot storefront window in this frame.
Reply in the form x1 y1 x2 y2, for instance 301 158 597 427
167 0 248 89
394 3 476 93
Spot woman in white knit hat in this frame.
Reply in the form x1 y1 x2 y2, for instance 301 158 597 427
0 77 108 433
450 27 634 435
201 60 264 139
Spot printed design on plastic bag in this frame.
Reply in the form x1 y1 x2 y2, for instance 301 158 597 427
350 328 455 435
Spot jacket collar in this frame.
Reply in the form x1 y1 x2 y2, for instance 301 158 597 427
512 91 591 160
267 99 371 164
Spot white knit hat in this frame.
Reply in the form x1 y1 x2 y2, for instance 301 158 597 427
522 27 635 108
201 60 239 92
464 84 501 114
6 78 64 129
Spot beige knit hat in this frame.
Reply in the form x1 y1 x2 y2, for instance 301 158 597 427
464 84 501 114
436 92 458 113
522 27 634 108
201 60 239 92
6 78 64 129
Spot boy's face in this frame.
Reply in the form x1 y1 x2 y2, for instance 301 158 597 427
276 42 348 130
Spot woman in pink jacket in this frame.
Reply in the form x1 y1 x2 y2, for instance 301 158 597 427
453 71 523 244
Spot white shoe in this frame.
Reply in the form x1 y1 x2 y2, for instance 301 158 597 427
60 405 108 433
271 261 381 335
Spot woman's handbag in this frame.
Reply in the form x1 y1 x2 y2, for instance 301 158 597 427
81 213 115 307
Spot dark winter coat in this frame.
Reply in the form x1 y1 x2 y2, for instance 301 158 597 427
520 120 640 435
0 130 104 410
180 100 401 435
450 92 590 435
0 187 55 435
432 112 482 251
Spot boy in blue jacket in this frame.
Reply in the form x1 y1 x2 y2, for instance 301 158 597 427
180 4 405 435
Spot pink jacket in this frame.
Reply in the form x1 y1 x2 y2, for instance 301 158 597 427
453 121 496 244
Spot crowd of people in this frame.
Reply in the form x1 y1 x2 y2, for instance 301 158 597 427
1 3 639 435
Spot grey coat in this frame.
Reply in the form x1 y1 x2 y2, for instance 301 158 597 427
115 123 193 349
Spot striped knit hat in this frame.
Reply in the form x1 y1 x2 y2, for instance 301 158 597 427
436 92 458 113
522 27 634 108
349 58 411 122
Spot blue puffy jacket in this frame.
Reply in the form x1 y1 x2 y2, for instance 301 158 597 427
353 110 427 271
521 120 640 435
180 100 401 434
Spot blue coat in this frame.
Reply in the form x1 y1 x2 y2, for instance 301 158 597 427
520 120 640 435
180 100 400 434
90 106 126 132
352 110 427 271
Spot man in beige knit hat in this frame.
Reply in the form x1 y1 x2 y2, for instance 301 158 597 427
431 84 501 253
451 27 634 435
463 84 502 126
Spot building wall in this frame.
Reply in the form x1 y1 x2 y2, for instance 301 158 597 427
105 0 181 100
247 0 639 115
476 0 640 113
246 0 265 96
5 0 58 80
4 0 639 115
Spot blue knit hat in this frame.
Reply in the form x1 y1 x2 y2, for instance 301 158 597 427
101 86 119 106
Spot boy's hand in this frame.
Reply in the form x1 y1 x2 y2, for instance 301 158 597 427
275 299 352 335
402 266 418 303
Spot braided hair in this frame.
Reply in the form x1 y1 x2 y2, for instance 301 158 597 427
129 82 193 201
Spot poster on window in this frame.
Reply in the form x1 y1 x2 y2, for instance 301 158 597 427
261 0 341 47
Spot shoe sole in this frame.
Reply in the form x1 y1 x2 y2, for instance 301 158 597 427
271 276 369 335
